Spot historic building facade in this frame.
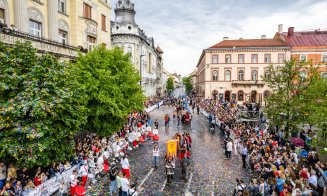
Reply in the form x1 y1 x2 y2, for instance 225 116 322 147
196 37 291 104
111 0 164 97
0 0 111 58
275 25 327 77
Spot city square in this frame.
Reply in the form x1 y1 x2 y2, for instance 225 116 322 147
1 0 327 196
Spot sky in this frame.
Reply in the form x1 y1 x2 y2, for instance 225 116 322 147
110 0 327 76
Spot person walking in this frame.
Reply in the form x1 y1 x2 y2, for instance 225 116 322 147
241 144 248 169
154 119 159 129
120 173 129 196
79 160 88 187
226 139 233 159
196 105 200 115
153 145 160 169
70 170 78 196
116 171 123 196
165 155 175 183
121 156 130 179
164 114 170 130
109 164 118 195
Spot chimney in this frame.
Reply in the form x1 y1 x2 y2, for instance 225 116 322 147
288 27 294 36
261 35 266 39
223 37 229 40
278 24 283 33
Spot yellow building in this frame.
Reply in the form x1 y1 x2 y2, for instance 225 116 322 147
0 0 111 58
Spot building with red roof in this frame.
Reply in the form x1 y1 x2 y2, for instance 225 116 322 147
275 26 327 77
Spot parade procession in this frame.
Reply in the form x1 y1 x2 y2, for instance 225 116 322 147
1 0 327 195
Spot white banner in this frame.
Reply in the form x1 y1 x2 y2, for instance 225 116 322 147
27 166 77 196
145 101 163 113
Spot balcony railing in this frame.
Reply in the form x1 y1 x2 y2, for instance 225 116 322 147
232 80 265 87
0 28 87 57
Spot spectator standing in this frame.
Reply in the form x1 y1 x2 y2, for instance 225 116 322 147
0 163 7 189
120 173 129 196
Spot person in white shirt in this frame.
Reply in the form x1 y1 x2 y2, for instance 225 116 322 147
96 154 104 173
226 139 233 159
121 156 130 178
79 161 88 187
128 183 138 196
70 170 78 195
153 145 160 169
121 173 130 196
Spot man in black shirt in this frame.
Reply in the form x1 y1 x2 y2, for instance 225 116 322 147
109 164 118 195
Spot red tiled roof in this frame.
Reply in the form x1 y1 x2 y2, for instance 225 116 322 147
281 31 327 47
209 39 288 49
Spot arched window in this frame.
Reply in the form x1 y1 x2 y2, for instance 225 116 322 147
212 70 218 81
238 91 244 101
238 70 244 81
225 70 231 81
0 0 10 24
251 70 258 81
28 7 44 37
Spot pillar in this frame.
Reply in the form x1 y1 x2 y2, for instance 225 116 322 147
14 0 28 32
48 0 58 41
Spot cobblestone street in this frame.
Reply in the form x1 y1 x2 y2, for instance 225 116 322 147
88 105 248 195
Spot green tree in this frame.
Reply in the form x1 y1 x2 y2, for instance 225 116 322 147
0 42 87 167
166 77 174 93
182 77 193 94
299 76 327 148
69 46 145 136
263 59 319 137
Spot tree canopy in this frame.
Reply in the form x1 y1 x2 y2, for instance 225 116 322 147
166 76 174 93
0 42 87 167
69 46 145 136
182 77 193 94
263 59 321 137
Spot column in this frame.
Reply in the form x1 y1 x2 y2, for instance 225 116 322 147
48 0 58 41
14 0 28 32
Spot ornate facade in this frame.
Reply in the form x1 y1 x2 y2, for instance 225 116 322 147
195 36 291 105
111 0 164 97
0 0 111 58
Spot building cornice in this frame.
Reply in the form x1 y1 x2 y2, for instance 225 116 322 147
205 47 290 53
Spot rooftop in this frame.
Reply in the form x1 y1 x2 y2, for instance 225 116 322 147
209 38 288 49
280 29 327 47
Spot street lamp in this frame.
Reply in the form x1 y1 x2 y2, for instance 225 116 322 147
140 53 145 87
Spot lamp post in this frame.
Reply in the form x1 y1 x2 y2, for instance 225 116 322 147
140 53 145 87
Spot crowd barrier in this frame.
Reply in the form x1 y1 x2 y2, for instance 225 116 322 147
27 165 78 196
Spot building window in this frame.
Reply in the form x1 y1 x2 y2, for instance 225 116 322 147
212 70 218 81
58 0 66 13
148 53 152 73
59 30 67 44
264 70 270 80
225 70 231 81
322 54 327 62
83 3 92 19
0 8 5 23
278 53 285 63
212 54 218 64
251 70 258 81
238 91 244 101
300 71 307 81
87 35 96 51
225 54 231 63
238 70 244 81
264 54 271 63
251 54 258 63
238 54 244 63
300 54 307 61
101 14 106 31
321 72 327 78
29 20 42 37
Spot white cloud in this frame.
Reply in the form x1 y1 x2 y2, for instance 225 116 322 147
111 0 327 76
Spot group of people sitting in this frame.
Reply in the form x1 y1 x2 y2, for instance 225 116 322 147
199 97 327 196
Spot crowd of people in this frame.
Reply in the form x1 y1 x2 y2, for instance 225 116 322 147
199 97 327 196
0 105 162 196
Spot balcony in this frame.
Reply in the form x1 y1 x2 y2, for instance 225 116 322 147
0 28 86 59
231 80 265 87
